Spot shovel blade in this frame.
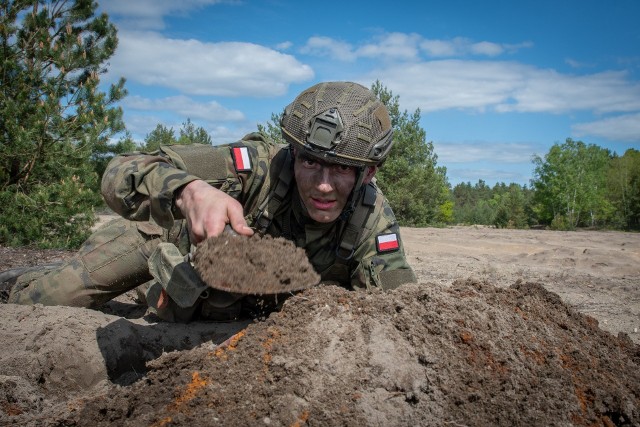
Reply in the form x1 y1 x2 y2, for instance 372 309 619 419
192 232 319 295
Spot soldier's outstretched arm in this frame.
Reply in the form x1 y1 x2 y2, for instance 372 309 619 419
101 152 197 228
101 134 279 235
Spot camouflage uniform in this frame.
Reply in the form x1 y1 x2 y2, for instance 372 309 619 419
9 131 415 321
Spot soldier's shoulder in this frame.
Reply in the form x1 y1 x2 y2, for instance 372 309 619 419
239 132 288 159
361 185 398 234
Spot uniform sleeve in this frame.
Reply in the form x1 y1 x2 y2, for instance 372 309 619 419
100 132 280 229
350 191 417 290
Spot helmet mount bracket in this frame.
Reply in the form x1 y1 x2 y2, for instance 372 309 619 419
306 108 344 150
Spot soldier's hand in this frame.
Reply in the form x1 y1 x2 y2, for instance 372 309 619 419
175 180 254 243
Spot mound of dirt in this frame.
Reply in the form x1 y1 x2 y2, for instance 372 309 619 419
6 280 637 427
2 226 639 426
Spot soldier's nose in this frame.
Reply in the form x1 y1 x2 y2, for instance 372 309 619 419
315 168 334 192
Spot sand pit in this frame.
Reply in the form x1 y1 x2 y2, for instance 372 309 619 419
0 226 639 426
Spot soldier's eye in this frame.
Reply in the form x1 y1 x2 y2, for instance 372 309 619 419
334 164 353 174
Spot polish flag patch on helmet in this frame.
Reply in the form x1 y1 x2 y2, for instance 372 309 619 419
231 146 251 172
376 233 399 253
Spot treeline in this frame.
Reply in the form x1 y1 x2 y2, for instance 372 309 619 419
452 181 535 229
532 139 639 230
450 141 640 231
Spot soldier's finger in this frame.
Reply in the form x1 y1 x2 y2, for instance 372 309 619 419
227 204 253 236
188 221 206 244
201 212 226 239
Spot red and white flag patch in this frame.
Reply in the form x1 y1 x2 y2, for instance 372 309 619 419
231 146 251 172
376 233 399 253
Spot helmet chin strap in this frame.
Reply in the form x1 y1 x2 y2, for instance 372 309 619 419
339 166 366 222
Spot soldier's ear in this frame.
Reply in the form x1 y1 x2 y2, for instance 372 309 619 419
363 166 378 184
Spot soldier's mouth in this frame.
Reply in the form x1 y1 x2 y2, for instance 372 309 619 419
310 197 336 210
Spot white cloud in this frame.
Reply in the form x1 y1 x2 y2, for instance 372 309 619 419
419 39 457 57
501 70 640 114
302 34 530 62
122 114 169 139
573 113 640 142
109 31 314 96
356 33 422 60
420 37 520 57
431 140 544 186
434 141 540 164
469 41 504 57
369 60 525 112
101 0 229 30
124 95 245 122
208 124 257 145
300 36 354 62
367 61 640 115
276 41 293 51
565 58 595 69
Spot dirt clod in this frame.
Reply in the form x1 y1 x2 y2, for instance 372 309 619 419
193 233 319 294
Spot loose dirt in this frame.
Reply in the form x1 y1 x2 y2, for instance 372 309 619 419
0 225 639 426
193 233 319 294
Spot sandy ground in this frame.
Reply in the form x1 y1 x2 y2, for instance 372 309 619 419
403 226 640 342
0 225 639 425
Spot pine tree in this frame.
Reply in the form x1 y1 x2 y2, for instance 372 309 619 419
257 112 286 145
177 118 212 145
0 0 127 247
142 119 212 151
371 81 451 226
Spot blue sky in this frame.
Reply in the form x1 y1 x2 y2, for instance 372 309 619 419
98 0 640 187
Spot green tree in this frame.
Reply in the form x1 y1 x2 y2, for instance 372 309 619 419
531 139 612 229
370 81 450 226
453 180 493 224
143 124 176 151
257 112 285 144
177 118 212 145
607 148 640 230
0 0 126 247
143 119 211 151
452 180 534 227
92 131 137 180
492 183 529 228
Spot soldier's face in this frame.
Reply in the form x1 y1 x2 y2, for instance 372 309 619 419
293 151 376 223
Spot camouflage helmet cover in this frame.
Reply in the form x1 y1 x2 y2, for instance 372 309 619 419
281 81 393 167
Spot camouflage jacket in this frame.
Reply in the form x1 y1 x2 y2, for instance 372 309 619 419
101 132 416 290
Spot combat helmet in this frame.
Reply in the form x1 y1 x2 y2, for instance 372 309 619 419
280 81 394 167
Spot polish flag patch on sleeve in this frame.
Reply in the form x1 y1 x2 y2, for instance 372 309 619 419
376 233 399 253
231 146 252 172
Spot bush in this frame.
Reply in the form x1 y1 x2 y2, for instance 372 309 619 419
550 214 574 231
0 176 100 248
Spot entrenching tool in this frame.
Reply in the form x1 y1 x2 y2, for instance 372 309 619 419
191 225 320 295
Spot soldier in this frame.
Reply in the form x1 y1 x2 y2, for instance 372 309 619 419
8 81 416 321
